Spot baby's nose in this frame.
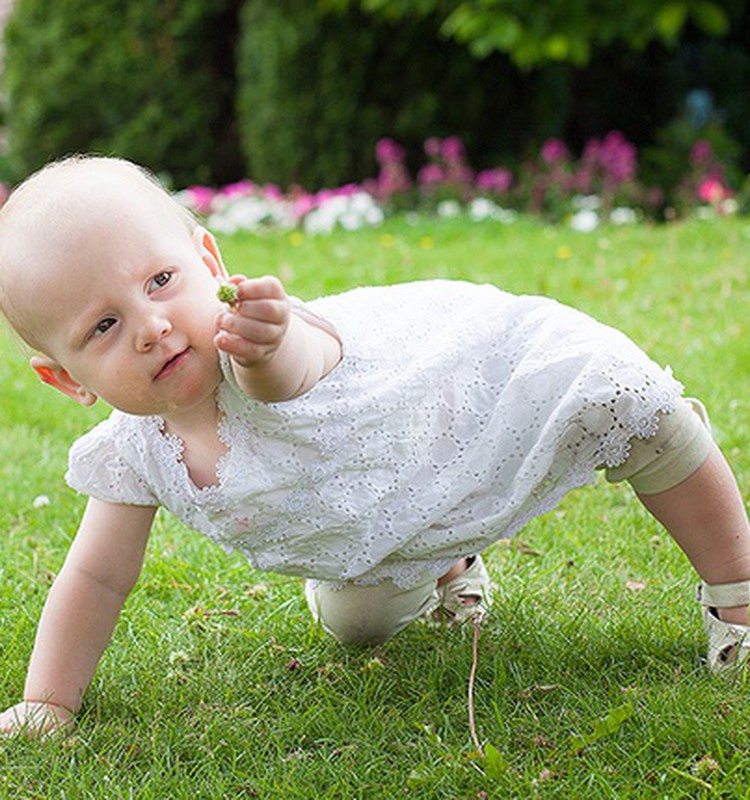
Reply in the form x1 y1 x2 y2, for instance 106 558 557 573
137 314 172 352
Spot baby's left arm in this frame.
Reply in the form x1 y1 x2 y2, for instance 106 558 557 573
214 275 342 402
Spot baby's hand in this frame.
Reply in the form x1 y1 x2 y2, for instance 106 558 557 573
0 701 74 738
214 275 290 367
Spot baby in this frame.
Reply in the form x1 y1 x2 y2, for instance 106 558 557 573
1 155 750 738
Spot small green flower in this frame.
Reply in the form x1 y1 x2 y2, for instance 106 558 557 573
217 283 239 304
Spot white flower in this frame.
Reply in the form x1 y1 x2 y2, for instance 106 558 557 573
32 494 51 508
350 192 378 214
303 209 336 235
572 194 602 211
469 197 496 220
169 650 190 665
207 195 298 233
469 198 517 223
302 192 383 234
339 211 364 231
437 200 462 218
208 197 269 233
365 206 385 225
695 206 715 221
172 189 194 208
610 207 638 225
569 209 599 232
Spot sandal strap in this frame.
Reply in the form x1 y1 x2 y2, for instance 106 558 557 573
437 555 493 623
696 580 750 609
702 607 750 673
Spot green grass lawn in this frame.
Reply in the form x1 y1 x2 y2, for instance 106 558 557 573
3 215 750 798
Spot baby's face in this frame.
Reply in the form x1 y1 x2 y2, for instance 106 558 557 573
31 191 225 422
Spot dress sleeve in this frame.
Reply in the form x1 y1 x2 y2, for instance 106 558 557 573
289 297 343 350
65 416 159 506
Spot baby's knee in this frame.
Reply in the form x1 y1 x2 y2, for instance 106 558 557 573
317 615 395 646
304 577 438 645
605 397 714 494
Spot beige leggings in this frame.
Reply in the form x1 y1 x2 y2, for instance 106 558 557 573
307 397 714 644
603 397 713 494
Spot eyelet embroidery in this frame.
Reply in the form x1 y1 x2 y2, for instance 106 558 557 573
67 281 684 588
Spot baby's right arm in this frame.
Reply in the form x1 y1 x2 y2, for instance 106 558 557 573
0 498 156 737
215 275 342 402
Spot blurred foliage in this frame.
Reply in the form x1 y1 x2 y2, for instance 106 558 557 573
641 109 743 213
236 1 533 189
3 0 244 186
323 0 730 67
1 0 748 189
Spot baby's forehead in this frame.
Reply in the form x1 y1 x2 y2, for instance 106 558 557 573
7 163 189 254
0 160 192 344
15 162 160 221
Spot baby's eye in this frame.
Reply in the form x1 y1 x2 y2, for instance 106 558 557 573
92 318 116 337
148 271 173 292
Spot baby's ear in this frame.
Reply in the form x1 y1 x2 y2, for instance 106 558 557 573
192 226 228 280
30 355 98 407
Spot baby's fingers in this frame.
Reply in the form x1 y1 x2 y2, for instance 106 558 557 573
216 310 287 345
214 275 291 365
228 277 289 326
0 702 73 738
235 275 287 304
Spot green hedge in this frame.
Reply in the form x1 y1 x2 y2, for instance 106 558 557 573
3 1 747 190
3 0 242 186
235 2 530 189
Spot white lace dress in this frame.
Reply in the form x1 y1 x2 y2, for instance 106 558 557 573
66 280 683 588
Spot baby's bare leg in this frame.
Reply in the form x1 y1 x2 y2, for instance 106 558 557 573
637 444 750 625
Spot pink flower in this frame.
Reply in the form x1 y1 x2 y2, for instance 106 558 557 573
315 189 335 205
579 132 637 187
219 180 255 199
186 186 216 214
574 164 593 194
293 193 317 218
375 137 405 165
598 131 637 183
697 177 730 204
541 138 569 165
417 163 446 186
441 136 466 163
691 140 713 166
262 184 284 201
334 183 360 197
361 177 378 196
377 165 412 196
476 168 512 194
454 166 475 185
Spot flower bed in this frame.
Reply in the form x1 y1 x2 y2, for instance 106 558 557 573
175 132 745 234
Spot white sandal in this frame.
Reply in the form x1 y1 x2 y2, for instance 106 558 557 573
435 555 493 623
696 580 750 673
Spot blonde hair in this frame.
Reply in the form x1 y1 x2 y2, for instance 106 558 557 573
0 155 197 349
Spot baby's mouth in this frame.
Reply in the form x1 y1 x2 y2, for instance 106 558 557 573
156 348 189 379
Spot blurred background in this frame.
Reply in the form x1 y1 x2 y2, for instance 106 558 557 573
0 0 747 211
